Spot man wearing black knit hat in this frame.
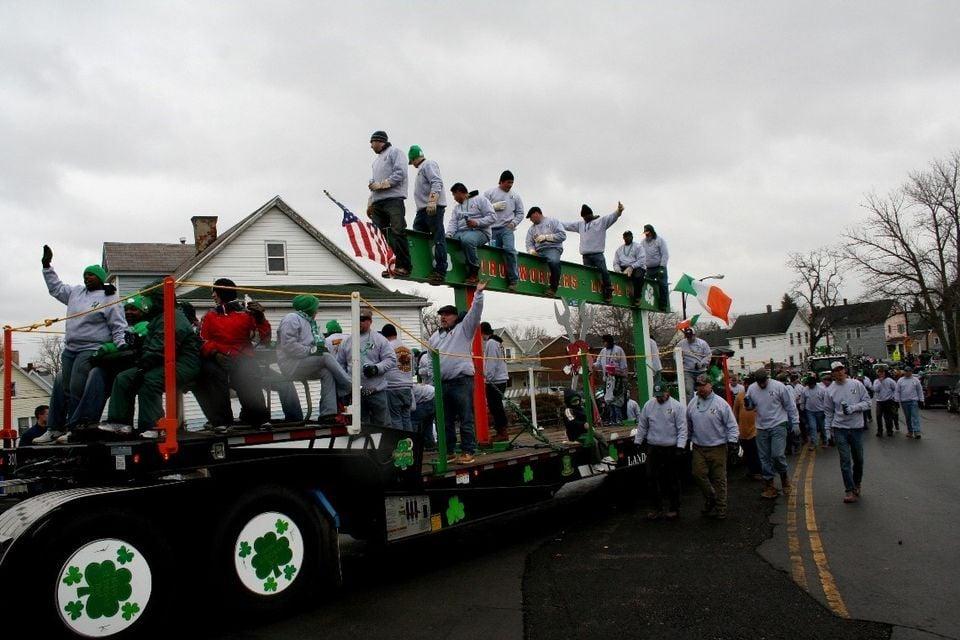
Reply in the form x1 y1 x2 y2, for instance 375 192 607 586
561 202 624 303
483 170 524 291
367 130 411 277
642 224 670 311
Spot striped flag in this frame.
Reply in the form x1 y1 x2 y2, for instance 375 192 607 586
324 191 395 271
674 274 733 325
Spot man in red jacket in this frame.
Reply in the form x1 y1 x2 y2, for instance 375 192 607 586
192 278 272 432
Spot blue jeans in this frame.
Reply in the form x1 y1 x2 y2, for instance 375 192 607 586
490 226 519 284
413 206 447 274
454 229 488 269
442 376 476 454
387 388 414 431
538 247 562 291
48 349 96 429
410 402 436 446
756 422 788 480
834 428 864 492
900 400 921 433
806 410 826 443
582 252 611 294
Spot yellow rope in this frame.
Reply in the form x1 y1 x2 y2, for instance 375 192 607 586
10 280 166 332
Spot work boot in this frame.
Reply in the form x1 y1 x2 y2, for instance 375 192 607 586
701 495 717 516
493 428 509 442
507 281 518 293
780 474 792 496
760 481 779 499
545 287 557 298
427 271 445 286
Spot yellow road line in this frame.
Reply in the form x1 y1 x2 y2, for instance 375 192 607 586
804 449 850 618
787 446 809 589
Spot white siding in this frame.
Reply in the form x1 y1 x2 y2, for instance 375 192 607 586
1 367 51 434
188 207 362 286
116 276 165 298
733 315 810 373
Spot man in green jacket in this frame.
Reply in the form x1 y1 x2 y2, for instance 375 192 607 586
98 284 201 439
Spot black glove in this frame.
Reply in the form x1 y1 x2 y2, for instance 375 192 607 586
727 442 740 457
214 353 232 369
246 301 266 322
363 364 379 377
42 245 53 268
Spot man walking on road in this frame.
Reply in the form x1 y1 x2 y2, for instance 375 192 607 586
679 327 712 398
409 145 447 285
687 374 740 519
895 366 923 439
635 383 687 520
613 230 646 305
641 224 670 311
745 368 800 499
367 130 411 277
484 171 524 292
525 207 566 297
800 375 828 450
481 322 510 442
562 202 624 303
873 365 898 437
824 361 871 503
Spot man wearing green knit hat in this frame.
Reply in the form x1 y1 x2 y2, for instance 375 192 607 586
276 295 352 421
323 319 345 357
409 144 448 285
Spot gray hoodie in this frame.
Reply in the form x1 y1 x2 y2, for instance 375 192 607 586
428 291 484 380
276 312 318 375
525 217 566 253
483 337 509 383
635 396 688 447
642 236 669 268
44 267 127 352
894 376 923 403
825 378 871 429
745 379 800 430
447 195 497 240
562 210 622 255
613 242 645 271
384 338 414 390
686 392 739 446
413 159 447 210
336 329 398 393
368 144 408 203
483 186 525 230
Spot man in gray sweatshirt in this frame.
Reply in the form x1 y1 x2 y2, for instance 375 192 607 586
895 366 923 438
679 327 712 398
367 130 411 277
446 183 497 285
744 369 799 499
525 207 567 296
635 383 687 519
409 145 447 285
380 324 415 432
687 375 740 519
481 322 510 442
336 306 398 429
824 362 871 503
873 365 898 436
483 170 525 292
613 231 647 305
39 245 127 443
428 281 487 464
641 224 670 311
562 202 625 303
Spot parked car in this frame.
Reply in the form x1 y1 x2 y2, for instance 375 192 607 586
948 380 960 413
921 372 959 409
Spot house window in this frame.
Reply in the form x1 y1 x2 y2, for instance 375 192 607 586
738 338 744 350
846 330 851 340
855 328 861 339
898 324 904 333
789 355 795 366
740 357 745 369
805 332 809 343
790 334 794 346
265 241 287 274
9 381 15 398
505 348 513 359
750 337 756 348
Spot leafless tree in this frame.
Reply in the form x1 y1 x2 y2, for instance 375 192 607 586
842 150 960 370
505 323 552 341
37 336 64 377
787 248 843 353
570 305 681 351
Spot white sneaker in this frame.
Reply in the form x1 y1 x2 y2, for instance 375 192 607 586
140 430 160 439
98 423 132 436
33 430 65 445
55 432 71 444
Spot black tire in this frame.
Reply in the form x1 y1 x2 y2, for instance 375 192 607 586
212 485 341 619
27 510 172 639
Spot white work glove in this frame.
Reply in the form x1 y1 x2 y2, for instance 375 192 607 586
370 180 391 191
624 267 634 277
426 192 438 215
493 201 507 211
506 222 516 230
529 248 538 256
534 234 547 243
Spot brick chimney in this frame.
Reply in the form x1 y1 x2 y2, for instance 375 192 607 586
191 216 218 254
766 305 772 313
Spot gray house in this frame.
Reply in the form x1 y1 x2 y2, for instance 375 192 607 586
823 299 898 359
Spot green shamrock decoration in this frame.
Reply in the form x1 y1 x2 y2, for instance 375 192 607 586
121 602 140 621
275 519 289 535
446 497 465 525
251 532 293 580
561 455 574 476
392 438 415 469
63 566 83 586
64 600 84 621
238 541 252 558
283 565 297 581
263 576 278 592
77 561 133 619
608 444 618 460
116 545 134 565
523 465 534 483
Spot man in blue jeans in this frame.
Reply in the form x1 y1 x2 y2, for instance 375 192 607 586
427 281 487 465
824 361 871 503
446 183 496 286
895 366 923 439
562 202 625 303
744 368 799 499
800 375 828 450
525 207 567 296
409 145 448 285
484 170 525 292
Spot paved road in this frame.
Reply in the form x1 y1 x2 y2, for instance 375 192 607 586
760 407 960 640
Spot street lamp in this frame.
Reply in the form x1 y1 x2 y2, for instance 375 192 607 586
682 274 725 320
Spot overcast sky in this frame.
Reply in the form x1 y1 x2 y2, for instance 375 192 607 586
3 1 959 360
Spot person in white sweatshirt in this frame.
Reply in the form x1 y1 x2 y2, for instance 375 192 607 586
744 369 799 499
613 230 646 305
895 366 924 438
561 202 624 303
824 362 871 503
687 375 739 519
483 170 524 292
367 130 411 276
635 383 687 519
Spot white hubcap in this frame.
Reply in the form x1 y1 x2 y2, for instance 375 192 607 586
56 538 152 637
234 511 304 596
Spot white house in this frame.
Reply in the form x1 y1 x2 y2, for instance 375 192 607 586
102 195 430 426
728 306 809 373
0 359 54 434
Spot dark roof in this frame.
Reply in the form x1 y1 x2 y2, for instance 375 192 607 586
178 284 427 305
698 327 730 347
728 309 799 338
822 299 896 328
171 196 383 289
102 243 196 275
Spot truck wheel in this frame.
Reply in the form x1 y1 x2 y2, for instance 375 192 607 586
32 511 171 638
213 485 340 618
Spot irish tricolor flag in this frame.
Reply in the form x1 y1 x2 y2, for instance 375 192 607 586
674 274 733 325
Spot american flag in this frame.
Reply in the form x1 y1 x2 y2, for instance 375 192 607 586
324 191 395 271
